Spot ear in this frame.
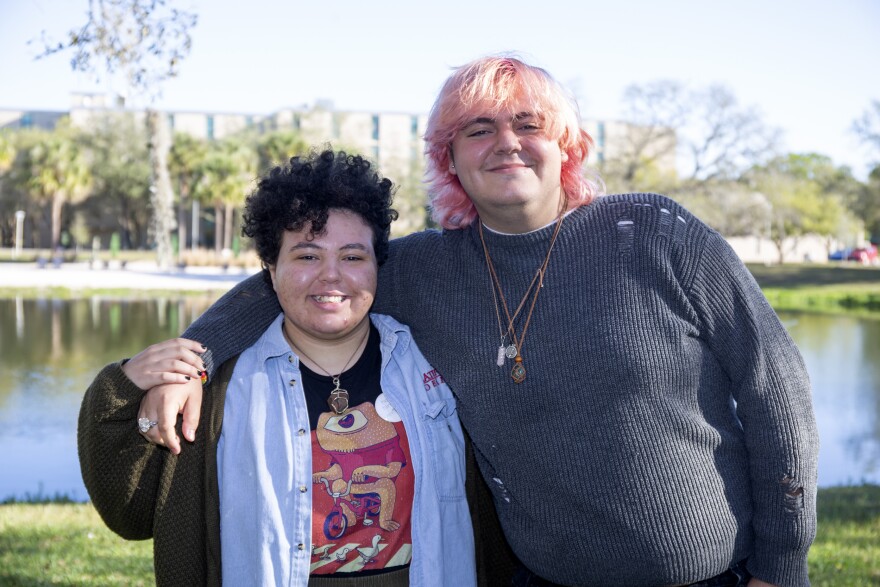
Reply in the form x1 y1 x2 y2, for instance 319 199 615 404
560 149 569 163
268 263 279 293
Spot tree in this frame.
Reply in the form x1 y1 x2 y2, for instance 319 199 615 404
194 138 257 254
853 100 880 157
0 132 18 246
79 113 152 248
852 101 880 239
744 154 859 262
169 132 208 253
22 122 92 249
606 80 779 192
852 165 880 241
35 0 198 267
255 130 309 172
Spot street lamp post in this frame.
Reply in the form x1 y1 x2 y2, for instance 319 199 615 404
14 210 25 259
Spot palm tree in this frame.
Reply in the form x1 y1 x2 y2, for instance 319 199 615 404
0 131 19 246
256 130 309 172
25 122 92 249
195 137 257 254
169 133 208 253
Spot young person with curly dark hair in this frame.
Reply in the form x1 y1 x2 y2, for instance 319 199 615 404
78 149 476 587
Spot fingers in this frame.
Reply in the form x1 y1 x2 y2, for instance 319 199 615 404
181 383 204 443
157 394 182 455
123 338 209 390
138 379 204 455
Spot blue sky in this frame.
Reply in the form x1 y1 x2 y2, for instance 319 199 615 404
1 0 878 178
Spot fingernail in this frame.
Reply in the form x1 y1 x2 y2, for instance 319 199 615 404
184 428 195 442
202 362 207 370
185 376 191 381
200 371 208 385
201 344 207 350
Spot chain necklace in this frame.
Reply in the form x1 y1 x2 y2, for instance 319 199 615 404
282 324 370 414
480 213 565 383
487 258 544 366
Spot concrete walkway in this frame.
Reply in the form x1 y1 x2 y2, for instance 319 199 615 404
0 260 259 292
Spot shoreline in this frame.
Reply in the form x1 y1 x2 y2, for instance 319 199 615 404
0 261 257 295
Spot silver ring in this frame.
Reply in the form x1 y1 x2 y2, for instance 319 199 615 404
138 417 158 434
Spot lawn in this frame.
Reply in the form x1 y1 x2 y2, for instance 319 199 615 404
0 504 153 586
2 485 878 585
747 263 880 315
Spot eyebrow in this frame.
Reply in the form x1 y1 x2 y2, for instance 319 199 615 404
462 112 537 127
287 242 371 253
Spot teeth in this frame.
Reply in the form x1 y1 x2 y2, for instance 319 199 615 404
314 295 344 303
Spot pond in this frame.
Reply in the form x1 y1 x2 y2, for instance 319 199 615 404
0 298 877 501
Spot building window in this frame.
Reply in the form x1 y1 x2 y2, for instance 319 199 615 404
371 115 380 140
21 113 33 128
167 113 175 131
371 146 379 162
246 115 253 128
597 121 606 148
411 116 419 138
206 115 215 140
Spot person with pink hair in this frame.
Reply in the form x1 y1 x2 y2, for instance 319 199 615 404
126 56 817 587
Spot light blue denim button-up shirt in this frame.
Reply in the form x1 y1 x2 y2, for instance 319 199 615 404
218 313 476 586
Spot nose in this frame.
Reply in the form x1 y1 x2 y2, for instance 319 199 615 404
494 125 521 154
319 259 341 282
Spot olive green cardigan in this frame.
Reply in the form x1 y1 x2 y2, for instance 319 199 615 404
78 358 238 586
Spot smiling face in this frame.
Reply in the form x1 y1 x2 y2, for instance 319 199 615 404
449 107 565 232
269 209 377 345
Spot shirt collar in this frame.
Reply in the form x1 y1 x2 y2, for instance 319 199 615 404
253 313 292 363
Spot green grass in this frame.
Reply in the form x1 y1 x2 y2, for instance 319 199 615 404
1 486 878 584
747 263 880 316
0 504 153 586
809 485 880 585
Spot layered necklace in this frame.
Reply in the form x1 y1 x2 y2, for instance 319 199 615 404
479 213 565 384
283 325 370 415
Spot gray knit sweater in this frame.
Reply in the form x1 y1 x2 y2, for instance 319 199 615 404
184 193 818 587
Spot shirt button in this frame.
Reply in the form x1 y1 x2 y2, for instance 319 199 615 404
297 543 305 551
289 379 296 386
299 485 307 493
298 429 306 436
288 355 293 363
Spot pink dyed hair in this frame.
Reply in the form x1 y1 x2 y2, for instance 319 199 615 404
424 55 601 229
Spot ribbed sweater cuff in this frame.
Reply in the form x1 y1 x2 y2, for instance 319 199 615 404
748 550 810 587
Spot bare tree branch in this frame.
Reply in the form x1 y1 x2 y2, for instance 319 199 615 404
31 0 197 102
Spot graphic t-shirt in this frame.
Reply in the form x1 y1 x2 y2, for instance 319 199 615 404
303 324 414 576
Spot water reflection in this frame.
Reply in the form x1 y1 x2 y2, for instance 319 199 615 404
0 300 878 501
779 312 880 486
0 296 216 501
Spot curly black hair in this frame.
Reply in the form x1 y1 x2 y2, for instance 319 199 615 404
242 149 398 284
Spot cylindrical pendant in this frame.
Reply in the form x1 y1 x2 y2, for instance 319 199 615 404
496 345 506 367
511 356 526 383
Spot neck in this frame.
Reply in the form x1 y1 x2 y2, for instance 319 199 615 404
282 318 370 376
475 191 566 234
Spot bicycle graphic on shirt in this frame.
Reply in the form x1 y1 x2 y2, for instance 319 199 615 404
316 477 382 540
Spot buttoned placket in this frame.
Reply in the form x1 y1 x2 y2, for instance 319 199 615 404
284 351 312 585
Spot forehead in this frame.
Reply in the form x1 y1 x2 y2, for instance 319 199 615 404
283 209 374 246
